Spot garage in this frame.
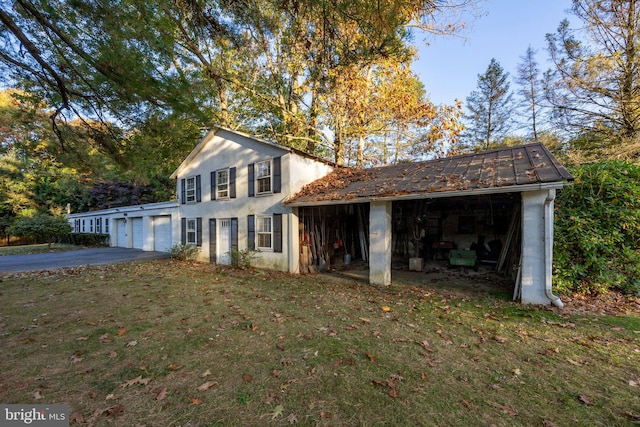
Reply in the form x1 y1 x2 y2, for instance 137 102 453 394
132 218 143 249
153 216 172 252
116 219 128 248
286 143 573 305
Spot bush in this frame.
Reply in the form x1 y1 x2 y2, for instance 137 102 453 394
554 161 640 295
170 244 200 261
57 233 110 247
229 248 260 268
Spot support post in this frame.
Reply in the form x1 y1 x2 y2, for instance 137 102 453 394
369 201 392 286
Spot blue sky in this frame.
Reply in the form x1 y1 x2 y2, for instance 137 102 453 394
412 0 575 106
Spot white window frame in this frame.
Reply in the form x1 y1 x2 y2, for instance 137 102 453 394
185 176 196 203
105 218 109 233
186 218 197 245
256 160 272 195
96 217 102 233
256 215 272 250
216 169 229 199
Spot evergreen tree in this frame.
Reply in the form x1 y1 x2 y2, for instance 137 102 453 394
463 58 514 150
515 46 545 140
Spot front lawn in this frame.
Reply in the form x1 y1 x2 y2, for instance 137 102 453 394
0 261 638 426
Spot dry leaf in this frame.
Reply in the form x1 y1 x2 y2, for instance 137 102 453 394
366 353 376 363
99 334 112 343
197 381 218 391
271 404 284 420
287 412 298 424
201 369 212 377
578 395 594 405
243 373 253 382
543 419 559 427
189 397 202 405
167 364 183 371
108 351 118 359
33 391 43 400
388 388 399 398
121 375 151 388
155 388 167 401
491 401 518 416
116 328 128 336
381 306 391 312
492 335 507 343
126 340 137 347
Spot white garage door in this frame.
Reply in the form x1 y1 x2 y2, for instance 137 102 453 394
132 218 143 249
153 216 172 252
116 219 128 248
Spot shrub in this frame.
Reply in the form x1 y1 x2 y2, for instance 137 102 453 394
554 161 640 295
170 244 200 261
229 248 260 268
57 233 110 247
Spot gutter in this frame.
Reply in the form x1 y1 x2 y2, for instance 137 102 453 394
544 189 564 307
284 182 567 207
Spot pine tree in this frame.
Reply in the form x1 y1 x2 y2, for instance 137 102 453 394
515 46 545 140
463 58 514 150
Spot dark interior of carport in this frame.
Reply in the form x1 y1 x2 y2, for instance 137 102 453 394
298 192 523 279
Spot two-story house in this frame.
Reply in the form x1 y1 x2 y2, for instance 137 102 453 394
67 127 334 272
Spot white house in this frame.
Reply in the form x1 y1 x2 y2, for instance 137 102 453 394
67 126 334 272
68 130 573 306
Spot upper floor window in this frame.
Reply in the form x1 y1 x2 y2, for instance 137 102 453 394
217 169 229 199
186 177 196 203
256 160 272 194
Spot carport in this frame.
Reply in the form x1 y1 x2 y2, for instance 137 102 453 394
284 143 573 306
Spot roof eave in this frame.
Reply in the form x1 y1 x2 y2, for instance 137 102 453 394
284 181 569 207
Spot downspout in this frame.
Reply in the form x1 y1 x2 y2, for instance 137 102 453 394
544 189 563 307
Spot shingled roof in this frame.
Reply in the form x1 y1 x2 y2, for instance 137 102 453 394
284 143 573 206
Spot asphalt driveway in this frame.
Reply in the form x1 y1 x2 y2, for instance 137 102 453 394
0 247 172 273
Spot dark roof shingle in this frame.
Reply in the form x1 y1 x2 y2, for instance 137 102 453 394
285 143 573 206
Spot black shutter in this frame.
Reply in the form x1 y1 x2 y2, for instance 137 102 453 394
273 213 282 253
230 167 236 199
231 218 238 252
273 156 281 194
248 163 255 197
181 218 186 244
248 215 255 250
209 219 216 264
196 175 202 202
181 179 186 204
210 171 216 200
231 217 239 267
196 217 202 246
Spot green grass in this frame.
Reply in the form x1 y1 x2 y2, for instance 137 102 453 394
0 260 638 426
0 243 82 256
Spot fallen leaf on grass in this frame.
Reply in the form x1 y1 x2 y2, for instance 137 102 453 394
197 381 218 391
155 388 167 401
120 375 151 388
578 395 594 405
108 351 118 359
99 334 112 343
189 397 202 405
492 335 507 343
271 404 284 420
381 306 391 312
629 379 638 387
287 412 298 424
543 420 559 427
116 328 128 336
366 353 376 363
243 373 253 382
201 369 211 377
624 410 640 420
126 340 137 347
33 391 43 400
167 364 183 371
491 401 518 416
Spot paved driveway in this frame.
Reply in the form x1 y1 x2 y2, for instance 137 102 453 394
0 247 172 273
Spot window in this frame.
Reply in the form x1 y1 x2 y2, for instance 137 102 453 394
82 220 85 232
256 160 272 194
186 219 197 244
105 218 109 233
257 216 272 250
185 177 196 203
96 218 102 233
216 169 229 199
